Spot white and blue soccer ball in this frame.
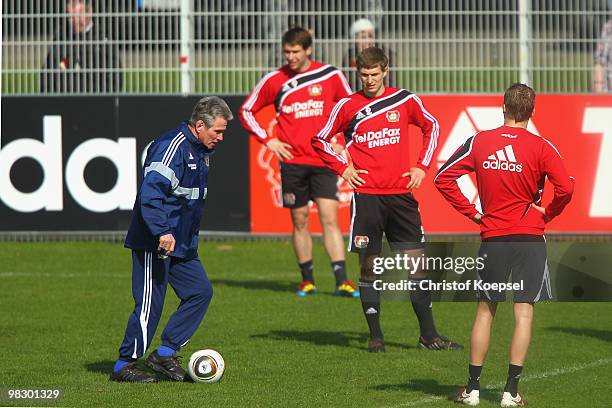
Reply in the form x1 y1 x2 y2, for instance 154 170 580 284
188 349 225 383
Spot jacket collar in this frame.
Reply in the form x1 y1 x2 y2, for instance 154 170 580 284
181 121 214 154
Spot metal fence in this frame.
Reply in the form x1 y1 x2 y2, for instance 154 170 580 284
2 0 611 95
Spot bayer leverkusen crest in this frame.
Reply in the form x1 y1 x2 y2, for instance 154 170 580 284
308 84 322 96
386 110 400 122
354 235 369 249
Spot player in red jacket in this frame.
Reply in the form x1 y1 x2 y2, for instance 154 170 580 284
435 83 574 406
240 27 358 298
313 47 462 353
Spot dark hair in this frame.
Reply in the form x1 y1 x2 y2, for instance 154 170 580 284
189 96 233 128
504 83 535 122
356 47 389 71
281 26 312 50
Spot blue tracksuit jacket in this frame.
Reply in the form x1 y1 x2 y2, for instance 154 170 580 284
125 121 213 259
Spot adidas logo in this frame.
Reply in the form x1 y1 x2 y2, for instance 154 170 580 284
189 152 194 160
356 107 372 121
482 145 523 172
365 307 378 315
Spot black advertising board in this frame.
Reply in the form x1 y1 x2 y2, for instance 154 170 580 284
0 96 250 232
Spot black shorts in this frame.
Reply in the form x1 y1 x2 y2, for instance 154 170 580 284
348 192 425 254
280 163 338 208
476 234 552 303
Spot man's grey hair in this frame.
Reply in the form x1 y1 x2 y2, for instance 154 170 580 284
351 18 375 37
189 96 234 128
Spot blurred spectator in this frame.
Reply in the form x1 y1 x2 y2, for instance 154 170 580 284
41 0 123 93
261 1 384 69
593 2 612 93
342 18 395 90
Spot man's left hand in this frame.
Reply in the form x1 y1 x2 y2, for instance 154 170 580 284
531 203 550 223
402 167 426 189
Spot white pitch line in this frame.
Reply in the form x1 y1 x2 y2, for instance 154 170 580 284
0 271 298 279
384 357 612 408
0 272 126 279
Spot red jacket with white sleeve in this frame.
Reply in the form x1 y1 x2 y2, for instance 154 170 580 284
239 60 352 166
312 87 440 194
434 125 574 239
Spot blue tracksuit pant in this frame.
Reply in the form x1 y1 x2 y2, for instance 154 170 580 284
118 250 213 360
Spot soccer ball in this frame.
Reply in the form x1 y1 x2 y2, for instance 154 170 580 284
187 349 225 383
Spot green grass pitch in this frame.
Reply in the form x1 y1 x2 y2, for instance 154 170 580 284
1 240 611 407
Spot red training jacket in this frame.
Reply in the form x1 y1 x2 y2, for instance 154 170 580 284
239 60 352 166
434 125 574 239
312 87 440 194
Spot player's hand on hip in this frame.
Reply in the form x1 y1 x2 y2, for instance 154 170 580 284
402 167 426 189
266 138 294 161
158 233 176 255
471 213 483 224
531 203 550 223
342 164 368 189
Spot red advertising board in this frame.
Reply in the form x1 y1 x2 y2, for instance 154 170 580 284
249 95 612 233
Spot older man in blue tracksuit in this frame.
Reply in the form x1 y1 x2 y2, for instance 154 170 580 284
111 96 233 383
